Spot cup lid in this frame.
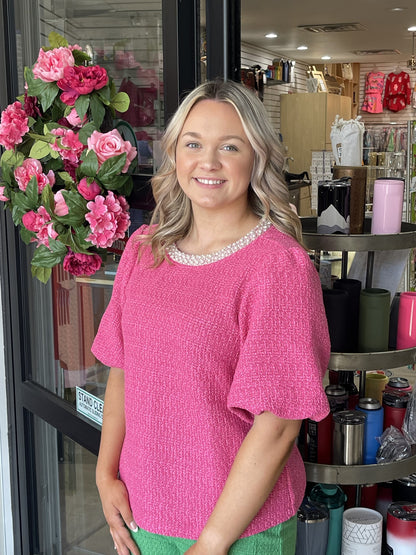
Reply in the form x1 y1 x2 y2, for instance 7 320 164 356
325 384 347 396
333 410 366 424
358 397 381 410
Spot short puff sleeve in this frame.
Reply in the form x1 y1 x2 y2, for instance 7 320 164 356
227 246 330 424
91 226 146 369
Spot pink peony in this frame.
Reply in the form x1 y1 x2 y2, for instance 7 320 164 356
85 191 130 248
87 129 137 173
0 186 9 201
54 190 69 216
0 101 29 150
77 177 101 201
50 128 85 164
32 47 75 82
57 65 108 105
14 158 55 193
63 250 102 276
22 206 58 248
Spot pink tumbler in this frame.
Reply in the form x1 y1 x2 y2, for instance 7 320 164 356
371 178 404 234
396 291 416 350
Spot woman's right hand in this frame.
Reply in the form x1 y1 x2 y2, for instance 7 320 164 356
97 476 141 555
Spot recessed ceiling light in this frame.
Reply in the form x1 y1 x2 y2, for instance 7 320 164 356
297 45 308 50
321 55 331 60
408 26 416 31
265 33 278 39
390 7 407 11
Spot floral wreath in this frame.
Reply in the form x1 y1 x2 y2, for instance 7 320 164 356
0 32 137 282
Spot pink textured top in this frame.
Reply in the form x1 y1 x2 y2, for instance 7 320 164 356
92 224 330 539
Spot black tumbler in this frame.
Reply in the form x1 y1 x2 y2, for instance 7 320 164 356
323 289 350 352
333 278 362 352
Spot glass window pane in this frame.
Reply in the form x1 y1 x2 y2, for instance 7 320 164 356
31 414 112 553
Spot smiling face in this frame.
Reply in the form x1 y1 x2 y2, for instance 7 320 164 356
175 99 255 217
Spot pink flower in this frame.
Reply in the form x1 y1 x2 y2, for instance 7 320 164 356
22 206 58 248
32 47 75 82
0 101 29 150
87 129 137 173
0 186 9 201
14 159 55 193
85 191 130 248
54 190 69 216
57 65 108 105
51 128 85 164
63 250 102 276
77 178 101 201
65 108 87 127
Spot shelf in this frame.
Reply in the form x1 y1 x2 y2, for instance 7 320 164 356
305 454 416 485
328 347 416 371
301 218 416 251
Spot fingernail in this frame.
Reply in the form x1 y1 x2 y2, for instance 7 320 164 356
130 520 138 532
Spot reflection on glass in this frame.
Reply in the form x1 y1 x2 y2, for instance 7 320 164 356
38 0 164 176
200 0 207 83
29 0 164 400
32 415 112 553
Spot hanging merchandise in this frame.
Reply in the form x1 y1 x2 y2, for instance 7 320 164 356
330 115 365 166
361 71 385 114
383 70 412 112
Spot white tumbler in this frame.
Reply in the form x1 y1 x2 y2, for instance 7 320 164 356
341 507 383 554
371 178 404 234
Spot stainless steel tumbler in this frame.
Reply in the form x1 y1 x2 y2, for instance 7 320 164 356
333 410 366 465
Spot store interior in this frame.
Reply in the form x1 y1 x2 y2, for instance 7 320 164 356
12 1 416 553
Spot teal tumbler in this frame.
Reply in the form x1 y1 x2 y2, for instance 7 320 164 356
358 288 390 352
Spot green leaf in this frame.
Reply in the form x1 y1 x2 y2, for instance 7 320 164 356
97 153 127 180
1 149 25 170
25 176 40 207
31 240 67 268
58 227 90 253
48 32 68 48
31 265 52 284
11 190 36 212
96 85 111 105
19 226 35 245
72 50 91 65
57 172 75 185
39 82 60 112
78 122 97 145
24 67 48 97
111 91 130 113
101 174 132 195
80 150 99 177
75 95 90 121
41 184 55 213
29 140 51 160
55 189 87 226
90 94 105 128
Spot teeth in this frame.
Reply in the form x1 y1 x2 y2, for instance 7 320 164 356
196 178 224 185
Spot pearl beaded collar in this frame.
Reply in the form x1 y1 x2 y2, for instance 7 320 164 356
167 218 271 266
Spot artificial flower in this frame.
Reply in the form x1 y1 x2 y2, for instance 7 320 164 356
0 101 29 150
0 32 135 283
32 46 75 82
77 178 101 201
88 129 137 173
57 64 108 105
63 250 102 276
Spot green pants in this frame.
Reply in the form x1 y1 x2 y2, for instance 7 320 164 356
129 515 297 554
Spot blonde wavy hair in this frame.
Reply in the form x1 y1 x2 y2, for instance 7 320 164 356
142 79 303 263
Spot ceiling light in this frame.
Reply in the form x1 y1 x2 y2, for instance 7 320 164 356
265 33 278 39
390 7 406 11
321 55 331 60
297 45 308 50
408 26 416 31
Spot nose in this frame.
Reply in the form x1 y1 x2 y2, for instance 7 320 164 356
199 147 221 170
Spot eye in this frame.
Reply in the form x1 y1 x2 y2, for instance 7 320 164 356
222 144 238 152
185 142 200 149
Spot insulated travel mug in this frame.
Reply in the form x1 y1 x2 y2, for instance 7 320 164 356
371 178 404 234
317 178 351 234
333 410 366 465
310 484 347 555
356 398 384 464
295 497 329 555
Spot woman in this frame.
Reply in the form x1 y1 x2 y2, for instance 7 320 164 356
93 79 330 554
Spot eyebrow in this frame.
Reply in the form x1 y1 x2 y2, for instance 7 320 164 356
180 131 246 143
